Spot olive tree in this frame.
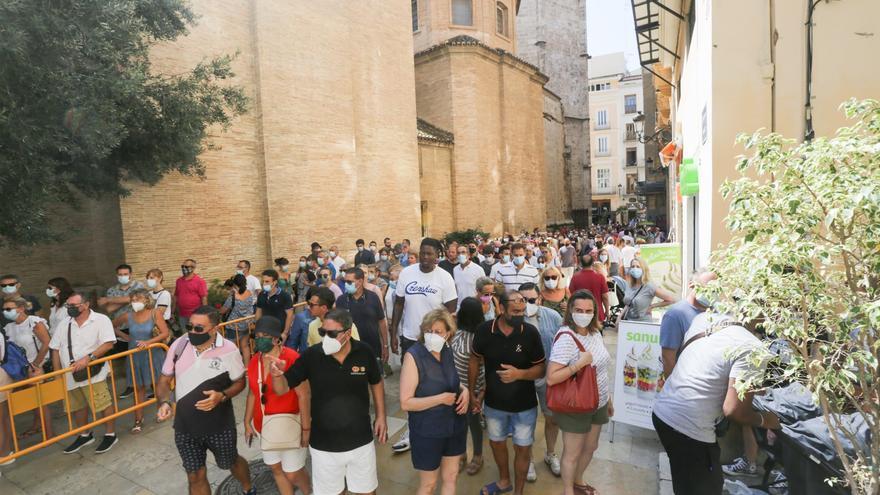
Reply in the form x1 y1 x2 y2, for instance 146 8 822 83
707 99 879 494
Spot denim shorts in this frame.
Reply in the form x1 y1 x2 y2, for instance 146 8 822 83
484 405 537 446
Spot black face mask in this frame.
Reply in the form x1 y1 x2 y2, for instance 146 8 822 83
181 265 194 276
507 315 524 328
67 306 81 318
188 331 212 346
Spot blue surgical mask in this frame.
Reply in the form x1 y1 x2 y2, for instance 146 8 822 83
235 269 244 275
345 282 357 295
502 255 511 263
117 275 130 285
630 267 643 280
389 281 397 290
1 286 15 295
262 284 273 292
513 255 526 266
457 254 468 264
537 263 545 270
3 309 18 320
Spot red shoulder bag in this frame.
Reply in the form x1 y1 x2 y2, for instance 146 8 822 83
546 331 599 414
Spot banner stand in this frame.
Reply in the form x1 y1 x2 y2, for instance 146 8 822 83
612 321 664 432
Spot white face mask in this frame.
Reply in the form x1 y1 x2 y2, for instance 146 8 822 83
572 313 594 328
46 287 57 298
131 301 146 312
322 334 343 355
525 302 539 317
544 278 558 290
424 332 446 353
146 278 158 289
118 275 130 285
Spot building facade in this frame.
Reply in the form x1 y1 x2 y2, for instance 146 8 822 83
587 53 646 225
412 0 549 235
515 0 590 226
635 0 880 287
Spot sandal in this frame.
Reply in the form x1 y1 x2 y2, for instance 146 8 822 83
466 457 484 475
131 420 144 434
479 481 513 495
574 483 598 495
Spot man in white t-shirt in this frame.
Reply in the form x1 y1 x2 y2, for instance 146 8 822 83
489 245 512 281
454 244 486 309
620 239 637 275
236 260 262 296
651 312 781 494
49 292 119 455
390 237 457 453
328 245 347 275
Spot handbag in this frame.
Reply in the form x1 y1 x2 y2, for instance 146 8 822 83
149 310 171 344
257 356 302 451
546 330 600 414
68 322 105 382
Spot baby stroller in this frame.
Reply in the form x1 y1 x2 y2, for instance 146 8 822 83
605 275 628 327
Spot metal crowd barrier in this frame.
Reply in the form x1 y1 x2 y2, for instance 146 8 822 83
0 313 264 465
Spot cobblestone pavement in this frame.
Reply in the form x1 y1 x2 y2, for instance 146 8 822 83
0 330 660 494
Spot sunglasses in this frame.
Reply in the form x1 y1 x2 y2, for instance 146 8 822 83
525 297 538 304
0 283 16 288
318 327 346 339
185 323 209 333
2 306 17 311
543 276 559 281
182 265 195 269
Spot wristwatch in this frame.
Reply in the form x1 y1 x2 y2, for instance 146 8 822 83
220 391 229 402
88 353 97 361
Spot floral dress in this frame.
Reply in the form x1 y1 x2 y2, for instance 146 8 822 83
222 292 255 340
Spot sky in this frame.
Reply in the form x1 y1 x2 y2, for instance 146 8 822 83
587 0 640 71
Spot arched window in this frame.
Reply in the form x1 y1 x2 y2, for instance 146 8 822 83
496 2 509 37
452 0 473 26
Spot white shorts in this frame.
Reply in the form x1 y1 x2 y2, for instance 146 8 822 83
310 442 377 495
262 447 307 473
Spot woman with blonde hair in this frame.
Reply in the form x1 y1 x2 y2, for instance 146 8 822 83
400 308 469 495
617 256 677 324
539 265 569 318
546 290 613 495
112 289 169 433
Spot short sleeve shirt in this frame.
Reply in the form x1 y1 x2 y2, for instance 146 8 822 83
453 262 486 308
568 269 610 321
283 341 381 452
623 282 657 322
175 275 208 317
256 288 293 323
472 319 545 413
493 263 540 292
151 289 173 321
5 315 49 363
395 265 457 341
106 281 144 321
336 290 385 356
659 300 703 350
49 312 117 390
161 334 245 437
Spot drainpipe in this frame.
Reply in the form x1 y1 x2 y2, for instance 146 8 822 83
769 0 777 132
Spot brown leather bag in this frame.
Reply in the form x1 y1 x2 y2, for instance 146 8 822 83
546 330 599 414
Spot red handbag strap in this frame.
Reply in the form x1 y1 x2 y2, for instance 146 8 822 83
552 330 586 353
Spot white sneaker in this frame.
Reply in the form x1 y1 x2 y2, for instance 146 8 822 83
527 461 537 482
391 430 410 453
544 452 561 476
722 456 758 476
0 451 15 467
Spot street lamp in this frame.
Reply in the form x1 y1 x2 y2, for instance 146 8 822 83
632 111 669 145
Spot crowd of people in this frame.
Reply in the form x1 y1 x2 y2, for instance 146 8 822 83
0 224 719 495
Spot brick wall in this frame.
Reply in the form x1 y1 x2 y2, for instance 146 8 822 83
119 0 423 283
418 142 456 237
415 43 547 236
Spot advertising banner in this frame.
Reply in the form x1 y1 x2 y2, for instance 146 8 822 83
613 320 664 431
637 243 682 297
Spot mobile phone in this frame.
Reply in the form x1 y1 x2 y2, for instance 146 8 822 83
247 435 253 448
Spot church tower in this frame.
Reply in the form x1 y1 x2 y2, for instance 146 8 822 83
516 0 591 226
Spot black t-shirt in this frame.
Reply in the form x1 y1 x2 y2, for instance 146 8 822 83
438 259 457 277
256 288 293 323
472 318 545 413
284 340 381 452
335 291 384 357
